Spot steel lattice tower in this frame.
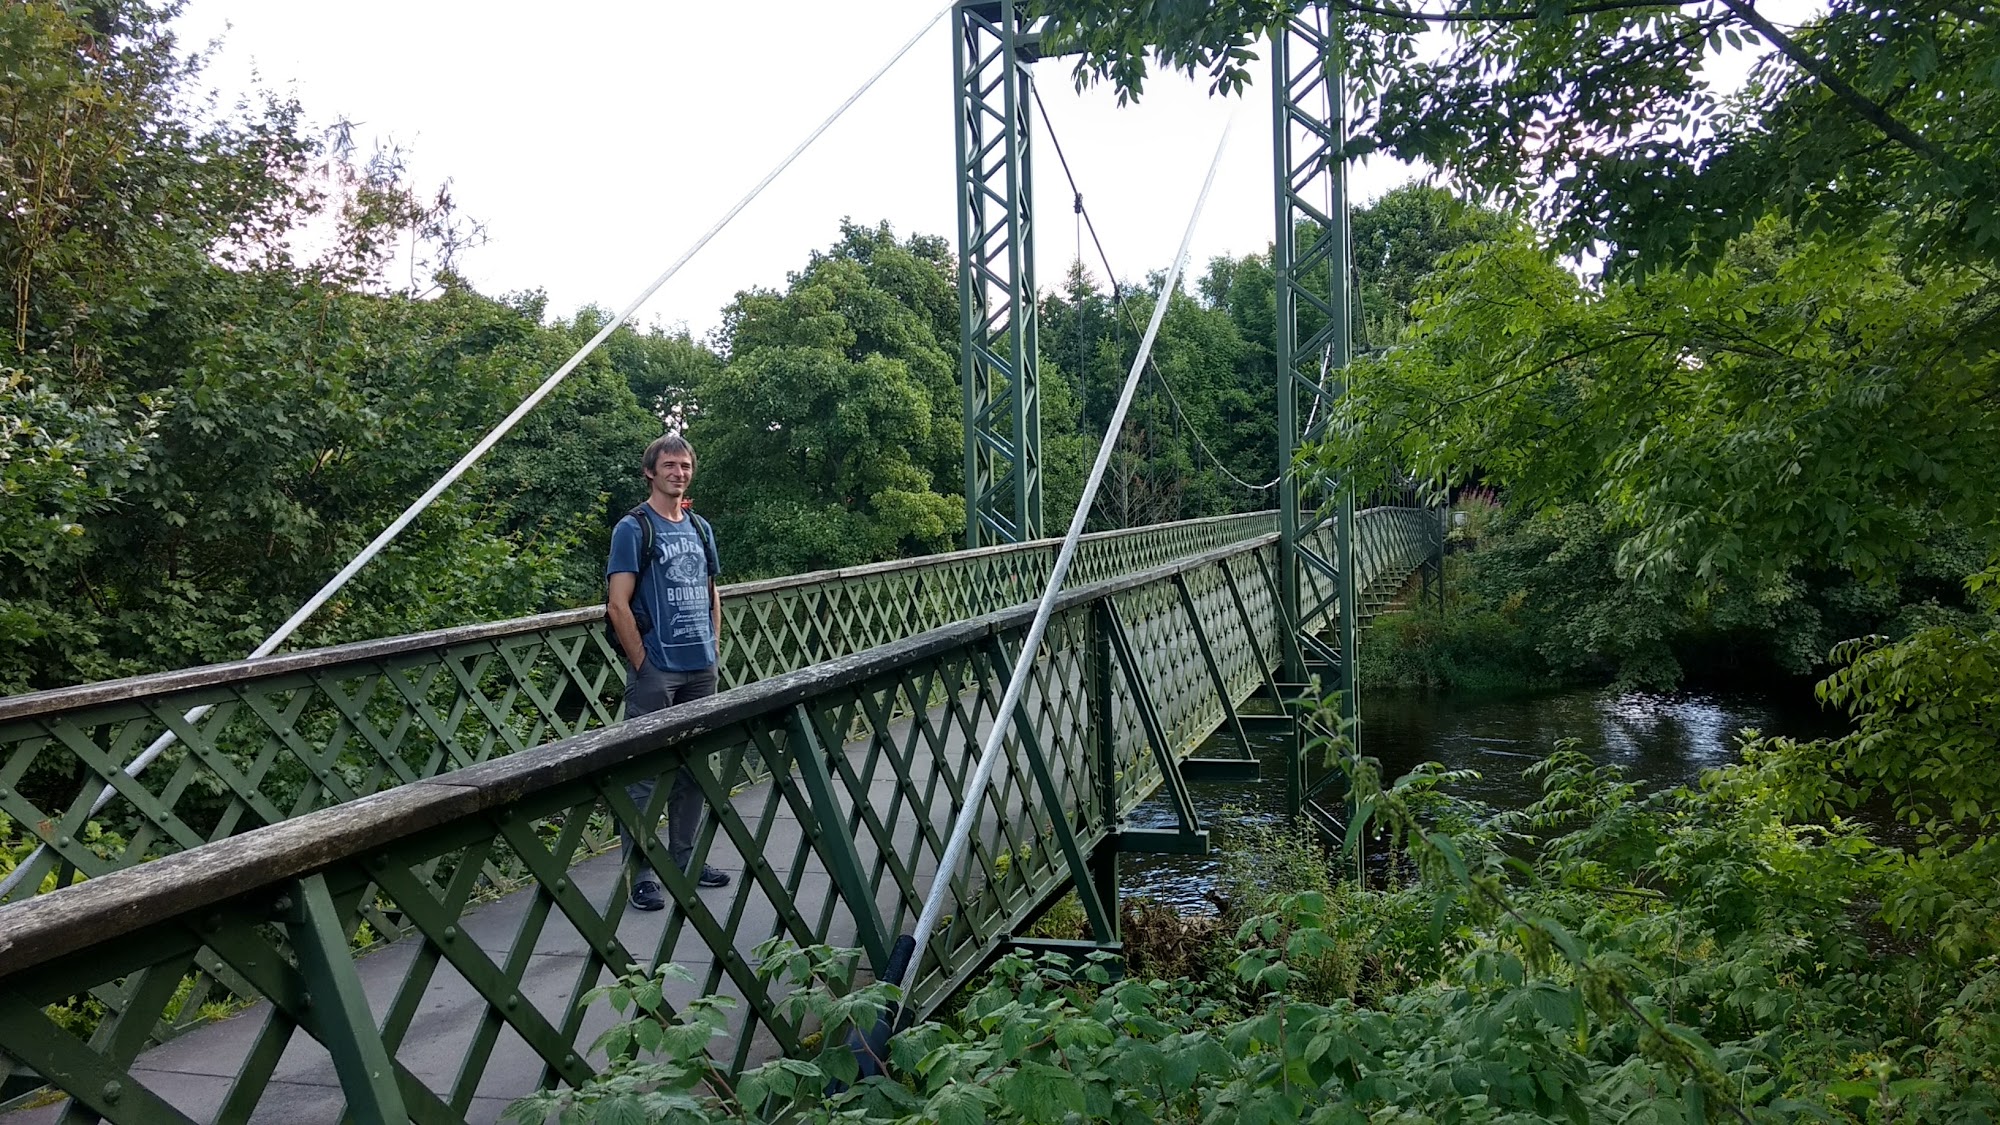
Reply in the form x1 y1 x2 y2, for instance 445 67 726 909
952 0 1044 547
1273 4 1361 812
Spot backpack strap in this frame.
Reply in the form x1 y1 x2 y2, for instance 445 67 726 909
626 503 716 579
624 504 657 579
688 511 719 578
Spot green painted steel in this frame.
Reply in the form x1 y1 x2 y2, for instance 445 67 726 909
720 510 1274 689
1271 3 1359 751
1293 505 1444 838
0 508 1436 1122
0 512 1271 915
952 0 1043 547
287 873 410 1124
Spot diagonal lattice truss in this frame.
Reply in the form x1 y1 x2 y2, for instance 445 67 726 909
952 0 1042 547
0 513 1275 1084
1272 4 1361 689
0 514 1272 911
0 530 1318 1122
0 509 1438 1122
1293 507 1446 835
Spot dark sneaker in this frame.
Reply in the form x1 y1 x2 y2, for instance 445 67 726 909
629 879 666 912
695 864 731 888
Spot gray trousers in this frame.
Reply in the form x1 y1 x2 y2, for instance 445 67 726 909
620 663 719 885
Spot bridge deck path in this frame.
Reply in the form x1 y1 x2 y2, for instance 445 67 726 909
2 692 1067 1125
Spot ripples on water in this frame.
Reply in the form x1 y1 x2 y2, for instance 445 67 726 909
1121 687 1848 912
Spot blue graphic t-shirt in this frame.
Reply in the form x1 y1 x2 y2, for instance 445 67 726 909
606 507 720 671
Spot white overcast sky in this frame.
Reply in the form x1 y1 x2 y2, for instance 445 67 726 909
169 2 1814 339
169 1 1421 338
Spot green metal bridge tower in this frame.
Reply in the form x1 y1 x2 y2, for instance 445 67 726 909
953 0 1044 547
1271 6 1361 822
950 0 1365 818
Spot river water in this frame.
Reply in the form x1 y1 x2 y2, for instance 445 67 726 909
1121 686 1848 910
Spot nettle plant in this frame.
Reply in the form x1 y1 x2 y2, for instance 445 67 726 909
510 689 2000 1124
501 940 901 1125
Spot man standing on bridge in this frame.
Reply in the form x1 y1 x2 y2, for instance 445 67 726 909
606 433 730 910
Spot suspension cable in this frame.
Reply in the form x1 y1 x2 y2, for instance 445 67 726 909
907 110 1239 983
0 2 953 901
1031 86 1280 493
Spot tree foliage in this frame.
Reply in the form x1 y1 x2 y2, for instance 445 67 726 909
691 222 966 575
1035 0 1998 272
517 735 2000 1123
1330 217 1998 571
0 1 665 691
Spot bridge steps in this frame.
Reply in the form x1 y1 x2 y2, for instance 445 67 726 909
1356 566 1425 624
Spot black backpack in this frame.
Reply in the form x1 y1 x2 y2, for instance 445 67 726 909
611 503 718 641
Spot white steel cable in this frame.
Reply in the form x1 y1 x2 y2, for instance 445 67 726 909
907 110 1238 981
0 2 951 901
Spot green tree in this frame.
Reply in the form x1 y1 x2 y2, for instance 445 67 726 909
0 371 161 691
0 1 659 687
1349 183 1514 345
693 224 966 576
1325 222 2000 591
1036 0 1997 271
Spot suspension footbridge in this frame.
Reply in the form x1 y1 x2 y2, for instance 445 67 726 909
0 2 1436 1121
0 511 1439 1123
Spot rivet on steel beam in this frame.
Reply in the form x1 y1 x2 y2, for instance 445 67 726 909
270 894 292 915
101 1081 121 1103
554 878 569 893
564 1053 579 1067
442 926 458 943
505 995 521 1011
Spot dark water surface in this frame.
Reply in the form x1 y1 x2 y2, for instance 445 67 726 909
1120 686 1849 911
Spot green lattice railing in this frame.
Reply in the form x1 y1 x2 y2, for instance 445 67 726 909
0 508 1441 1123
0 531 1297 1123
717 511 1277 688
0 512 1276 912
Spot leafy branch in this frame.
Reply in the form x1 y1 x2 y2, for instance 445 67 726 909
1713 0 1949 166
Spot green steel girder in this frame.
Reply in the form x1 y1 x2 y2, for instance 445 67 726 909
0 510 1448 1120
0 514 1275 925
286 874 408 1125
1101 600 1200 838
1114 827 1212 856
986 636 1117 944
1180 758 1262 783
784 704 894 973
0 512 1444 1122
1274 2 1360 820
953 0 1043 547
1173 573 1254 759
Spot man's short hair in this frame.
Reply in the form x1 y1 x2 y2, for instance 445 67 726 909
642 433 697 478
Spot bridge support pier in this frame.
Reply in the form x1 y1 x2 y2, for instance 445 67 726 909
1420 507 1447 614
1091 608 1122 946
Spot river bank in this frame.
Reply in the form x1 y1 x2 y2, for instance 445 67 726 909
1121 683 1848 908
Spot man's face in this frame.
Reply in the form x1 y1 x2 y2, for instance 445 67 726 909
648 450 695 498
